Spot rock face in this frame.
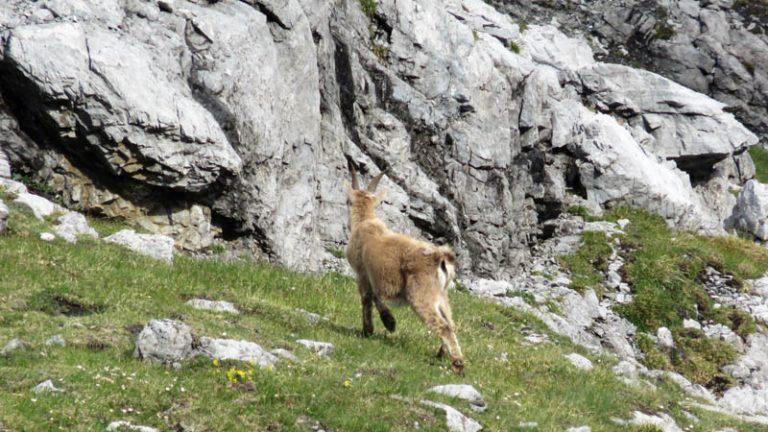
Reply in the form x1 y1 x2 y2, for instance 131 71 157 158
487 0 768 139
0 0 758 278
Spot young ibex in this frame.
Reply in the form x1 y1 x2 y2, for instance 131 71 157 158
344 161 464 373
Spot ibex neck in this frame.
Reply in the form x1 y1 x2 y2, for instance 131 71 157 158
349 204 377 228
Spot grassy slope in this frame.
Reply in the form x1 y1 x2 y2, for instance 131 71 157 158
0 199 762 431
562 207 768 390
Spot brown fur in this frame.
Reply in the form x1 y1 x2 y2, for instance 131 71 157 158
344 173 464 373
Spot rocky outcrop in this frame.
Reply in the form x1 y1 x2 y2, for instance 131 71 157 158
729 180 768 240
487 0 768 140
0 0 758 278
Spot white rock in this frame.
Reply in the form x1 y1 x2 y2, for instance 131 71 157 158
583 221 623 236
32 379 65 393
196 337 278 368
40 232 56 242
427 384 487 412
45 335 66 347
703 323 744 352
465 279 512 297
106 420 159 432
1 338 26 354
518 422 538 429
0 200 7 234
564 353 594 370
14 192 63 220
0 178 28 195
53 212 98 243
271 348 299 362
522 25 595 71
0 151 10 178
682 319 702 330
104 229 174 263
566 427 591 432
186 299 239 314
729 180 768 240
297 308 326 324
656 327 674 350
420 400 482 432
616 219 630 229
296 339 334 357
134 319 195 363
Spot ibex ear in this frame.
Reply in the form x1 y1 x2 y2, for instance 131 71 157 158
344 181 355 198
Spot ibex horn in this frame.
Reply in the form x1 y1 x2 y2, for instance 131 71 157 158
367 172 385 192
346 155 360 190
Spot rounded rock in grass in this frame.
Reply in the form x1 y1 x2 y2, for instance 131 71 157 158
564 353 594 371
296 339 334 357
44 335 66 347
40 232 56 242
656 327 674 350
1 338 27 355
186 298 240 314
104 229 174 263
32 379 64 393
106 420 159 432
420 400 482 432
0 199 7 234
134 319 195 364
53 212 98 243
427 384 487 412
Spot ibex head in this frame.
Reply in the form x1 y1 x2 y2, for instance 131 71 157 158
344 156 386 208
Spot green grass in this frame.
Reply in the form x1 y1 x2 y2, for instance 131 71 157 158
561 207 768 388
559 231 613 296
0 206 764 431
359 0 377 19
508 40 522 54
749 145 768 183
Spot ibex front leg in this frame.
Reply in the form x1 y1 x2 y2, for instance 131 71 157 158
358 276 374 337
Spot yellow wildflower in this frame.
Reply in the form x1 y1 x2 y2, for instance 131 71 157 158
343 378 352 388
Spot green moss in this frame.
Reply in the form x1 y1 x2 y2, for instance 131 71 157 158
559 231 613 295
672 328 738 387
636 333 672 371
371 42 389 61
749 145 768 183
508 40 521 54
518 20 529 32
359 0 377 19
655 24 675 40
711 306 757 339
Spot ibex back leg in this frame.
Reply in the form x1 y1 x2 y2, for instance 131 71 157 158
374 297 396 332
409 292 464 373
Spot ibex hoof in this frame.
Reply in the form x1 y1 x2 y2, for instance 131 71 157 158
436 345 446 359
380 311 396 332
452 359 465 375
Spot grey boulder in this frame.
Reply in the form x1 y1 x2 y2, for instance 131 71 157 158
104 229 174 263
53 212 98 243
134 319 195 364
421 400 482 432
196 337 278 368
729 180 768 240
427 384 487 412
